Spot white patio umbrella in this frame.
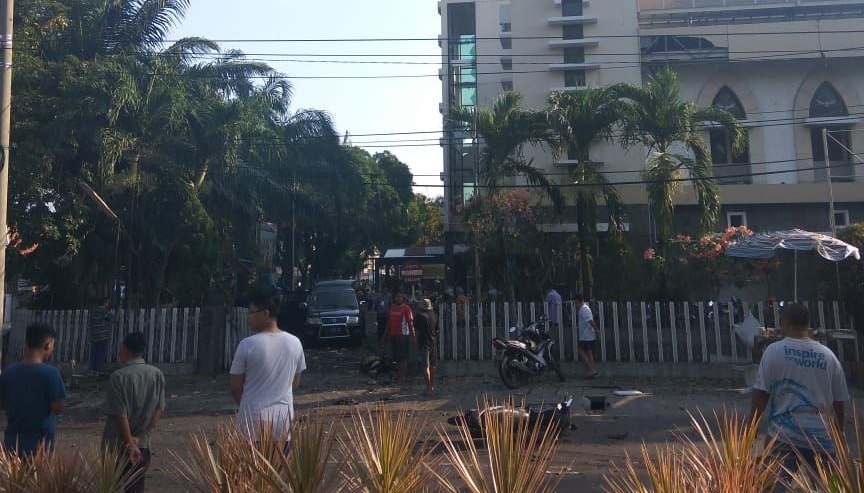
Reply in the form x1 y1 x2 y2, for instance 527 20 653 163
724 229 861 300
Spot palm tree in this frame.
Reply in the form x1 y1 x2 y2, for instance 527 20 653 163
448 91 562 299
448 91 562 208
619 67 745 245
546 88 629 297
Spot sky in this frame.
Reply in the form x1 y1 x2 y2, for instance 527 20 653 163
171 0 444 197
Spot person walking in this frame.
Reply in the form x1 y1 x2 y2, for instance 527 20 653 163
0 323 67 454
415 299 439 395
750 303 849 489
544 286 562 330
230 291 306 446
375 288 391 349
102 332 166 493
574 294 599 378
89 297 114 373
387 292 415 386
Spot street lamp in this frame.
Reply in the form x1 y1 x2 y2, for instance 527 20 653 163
79 181 122 307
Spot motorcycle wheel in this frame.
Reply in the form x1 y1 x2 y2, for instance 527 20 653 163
498 356 522 389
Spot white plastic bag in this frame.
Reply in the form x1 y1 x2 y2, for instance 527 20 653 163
734 313 761 350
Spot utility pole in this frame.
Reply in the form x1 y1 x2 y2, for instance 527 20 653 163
822 128 838 237
0 0 15 369
290 173 296 290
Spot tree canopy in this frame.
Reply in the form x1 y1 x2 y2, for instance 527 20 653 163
9 0 427 308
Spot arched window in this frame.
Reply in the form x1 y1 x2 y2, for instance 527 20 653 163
809 82 853 182
709 87 751 184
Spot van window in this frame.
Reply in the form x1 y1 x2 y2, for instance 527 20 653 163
309 290 358 310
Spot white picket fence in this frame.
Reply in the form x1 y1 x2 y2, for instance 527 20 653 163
8 308 201 365
224 307 252 370
436 300 860 364
9 301 858 371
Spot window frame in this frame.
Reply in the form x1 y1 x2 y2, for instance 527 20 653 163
834 210 850 228
726 212 748 229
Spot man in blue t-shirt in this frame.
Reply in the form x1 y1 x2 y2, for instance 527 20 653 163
0 323 68 454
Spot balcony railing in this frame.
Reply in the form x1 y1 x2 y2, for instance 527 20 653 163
640 0 859 10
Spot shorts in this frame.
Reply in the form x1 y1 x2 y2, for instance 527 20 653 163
390 335 411 362
419 344 438 369
578 340 597 351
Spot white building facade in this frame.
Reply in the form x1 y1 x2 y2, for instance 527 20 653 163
439 0 864 243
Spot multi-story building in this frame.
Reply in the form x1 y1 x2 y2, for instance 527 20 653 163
439 0 864 251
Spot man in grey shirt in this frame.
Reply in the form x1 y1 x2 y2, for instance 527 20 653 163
102 332 166 493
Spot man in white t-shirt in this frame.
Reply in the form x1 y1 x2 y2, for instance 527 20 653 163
229 291 306 444
750 303 848 485
575 294 598 379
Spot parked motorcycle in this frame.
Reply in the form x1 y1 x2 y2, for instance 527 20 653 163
447 396 574 439
491 316 565 389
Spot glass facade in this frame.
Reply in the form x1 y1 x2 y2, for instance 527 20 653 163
446 2 479 210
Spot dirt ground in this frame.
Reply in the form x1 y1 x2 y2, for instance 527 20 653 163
53 346 862 492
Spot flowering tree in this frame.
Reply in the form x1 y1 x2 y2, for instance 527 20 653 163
464 191 549 298
643 226 780 299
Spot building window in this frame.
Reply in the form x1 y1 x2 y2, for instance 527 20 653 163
562 24 584 40
809 82 854 182
499 4 511 32
501 58 513 71
451 34 476 61
500 37 512 50
727 212 747 228
562 0 583 16
459 86 477 107
563 47 585 64
709 87 750 184
501 80 513 92
457 67 476 84
835 210 850 228
564 70 586 88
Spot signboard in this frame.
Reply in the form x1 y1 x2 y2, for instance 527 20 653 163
401 262 423 283
423 264 446 280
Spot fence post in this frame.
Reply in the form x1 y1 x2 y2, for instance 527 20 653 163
641 302 650 362
626 302 635 362
598 301 607 363
197 306 227 375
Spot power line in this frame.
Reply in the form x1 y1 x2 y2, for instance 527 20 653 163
98 45 864 62
237 153 855 180
241 109 864 147
154 30 864 43
117 45 863 79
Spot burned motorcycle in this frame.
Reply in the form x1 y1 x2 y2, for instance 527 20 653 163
447 396 574 439
491 316 565 389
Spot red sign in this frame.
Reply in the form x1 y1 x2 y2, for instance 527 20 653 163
401 262 423 283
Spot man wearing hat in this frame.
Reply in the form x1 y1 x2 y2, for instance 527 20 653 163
415 298 439 395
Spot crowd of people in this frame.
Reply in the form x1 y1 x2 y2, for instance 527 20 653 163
0 288 852 493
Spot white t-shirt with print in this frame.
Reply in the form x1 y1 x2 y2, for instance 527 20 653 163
577 304 596 342
753 337 849 452
229 330 306 439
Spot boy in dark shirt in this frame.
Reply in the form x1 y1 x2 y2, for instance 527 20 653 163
0 323 67 454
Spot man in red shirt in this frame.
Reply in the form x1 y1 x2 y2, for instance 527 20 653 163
387 292 415 385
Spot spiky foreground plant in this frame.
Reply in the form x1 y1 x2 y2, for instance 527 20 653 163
605 411 780 493
786 406 864 493
174 412 339 493
435 397 564 493
0 446 135 493
339 405 439 493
